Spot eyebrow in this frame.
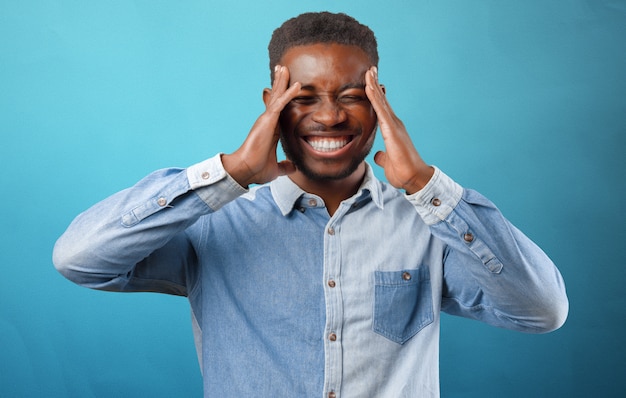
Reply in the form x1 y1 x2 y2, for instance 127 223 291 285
340 82 366 91
299 82 366 92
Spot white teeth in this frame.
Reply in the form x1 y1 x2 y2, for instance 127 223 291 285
307 138 349 152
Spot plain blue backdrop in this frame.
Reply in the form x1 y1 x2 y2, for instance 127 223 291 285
1 1 625 397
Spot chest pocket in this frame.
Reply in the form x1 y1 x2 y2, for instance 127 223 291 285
372 267 434 345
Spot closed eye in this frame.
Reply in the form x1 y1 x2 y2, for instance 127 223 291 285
292 96 318 105
338 95 367 104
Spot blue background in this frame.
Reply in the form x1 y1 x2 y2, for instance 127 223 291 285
1 1 625 396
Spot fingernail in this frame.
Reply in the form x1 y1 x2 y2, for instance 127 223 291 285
274 65 280 72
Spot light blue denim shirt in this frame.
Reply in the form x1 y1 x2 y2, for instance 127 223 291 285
53 154 568 398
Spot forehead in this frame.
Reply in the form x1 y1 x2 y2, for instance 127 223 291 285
280 43 372 89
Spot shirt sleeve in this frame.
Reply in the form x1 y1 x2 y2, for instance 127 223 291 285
53 154 247 296
405 167 569 333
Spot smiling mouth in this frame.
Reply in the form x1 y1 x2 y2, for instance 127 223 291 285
305 136 353 152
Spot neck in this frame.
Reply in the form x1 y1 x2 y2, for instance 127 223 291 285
289 163 367 216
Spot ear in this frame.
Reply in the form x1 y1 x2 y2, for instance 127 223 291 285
262 88 272 107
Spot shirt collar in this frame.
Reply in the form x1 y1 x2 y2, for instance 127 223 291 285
270 162 384 216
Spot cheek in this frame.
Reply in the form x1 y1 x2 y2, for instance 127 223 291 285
352 105 377 129
279 106 305 131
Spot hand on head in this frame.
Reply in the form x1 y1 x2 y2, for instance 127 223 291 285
222 65 301 188
224 63 433 194
365 66 434 194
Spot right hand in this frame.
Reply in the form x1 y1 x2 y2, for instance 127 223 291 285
222 65 301 188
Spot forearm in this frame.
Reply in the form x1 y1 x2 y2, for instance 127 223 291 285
407 167 568 332
53 154 246 292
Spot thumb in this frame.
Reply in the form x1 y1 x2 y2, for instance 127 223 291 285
374 150 387 169
277 160 296 176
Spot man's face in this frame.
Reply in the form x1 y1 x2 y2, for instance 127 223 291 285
275 43 378 182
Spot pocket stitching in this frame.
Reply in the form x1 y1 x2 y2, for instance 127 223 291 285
372 267 434 345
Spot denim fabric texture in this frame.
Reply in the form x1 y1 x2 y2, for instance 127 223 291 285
54 154 568 398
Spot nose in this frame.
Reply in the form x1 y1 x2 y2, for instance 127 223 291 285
311 97 347 127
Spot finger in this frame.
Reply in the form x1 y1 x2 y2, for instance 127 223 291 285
267 67 301 113
279 80 302 107
373 150 387 168
365 67 390 118
271 65 289 94
365 67 399 139
276 159 296 176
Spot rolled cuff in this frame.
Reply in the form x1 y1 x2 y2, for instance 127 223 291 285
187 154 248 211
405 166 463 225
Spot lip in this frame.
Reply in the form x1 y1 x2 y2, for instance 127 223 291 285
302 134 355 157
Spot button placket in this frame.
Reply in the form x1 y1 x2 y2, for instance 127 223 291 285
323 219 342 397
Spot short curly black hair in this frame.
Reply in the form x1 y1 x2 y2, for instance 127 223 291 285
268 12 378 82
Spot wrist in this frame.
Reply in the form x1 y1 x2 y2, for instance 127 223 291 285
221 153 252 188
403 165 435 195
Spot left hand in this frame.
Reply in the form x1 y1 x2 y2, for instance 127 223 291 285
365 66 434 194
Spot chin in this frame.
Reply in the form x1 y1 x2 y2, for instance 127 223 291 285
281 135 372 182
297 158 364 182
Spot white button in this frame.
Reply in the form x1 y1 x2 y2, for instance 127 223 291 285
308 198 317 206
201 171 210 180
328 227 335 235
157 197 167 207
